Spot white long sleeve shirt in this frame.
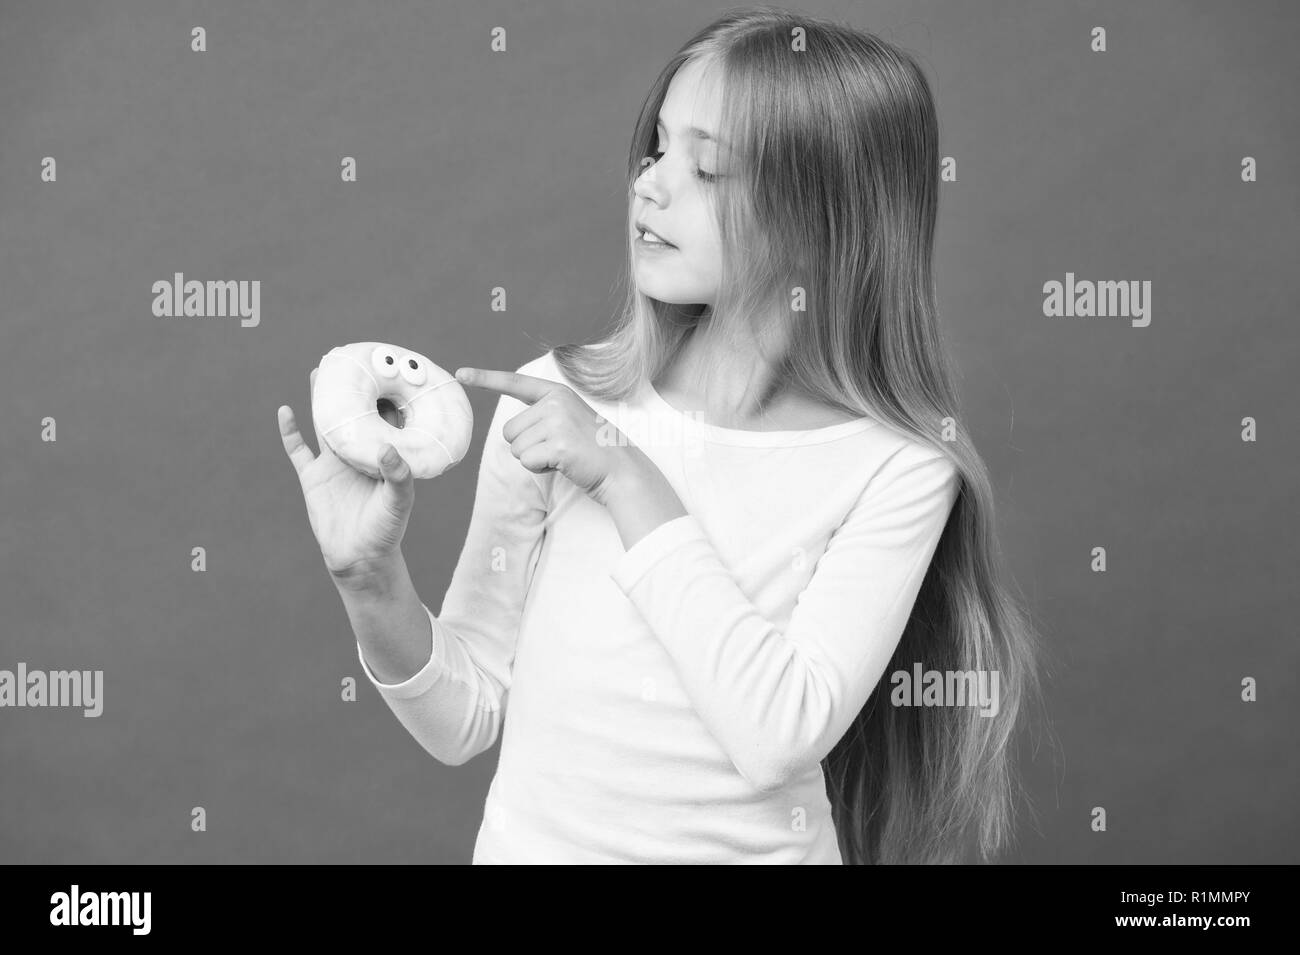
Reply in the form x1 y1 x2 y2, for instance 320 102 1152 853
356 348 960 864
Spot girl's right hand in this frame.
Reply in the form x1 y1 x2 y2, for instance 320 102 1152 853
277 368 416 586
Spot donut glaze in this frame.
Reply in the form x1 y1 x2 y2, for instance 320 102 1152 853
312 342 473 479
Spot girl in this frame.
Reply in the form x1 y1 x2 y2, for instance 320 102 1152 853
277 7 1044 864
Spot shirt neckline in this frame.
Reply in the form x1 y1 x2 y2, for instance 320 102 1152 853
642 379 878 447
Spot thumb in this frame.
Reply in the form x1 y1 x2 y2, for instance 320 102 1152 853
378 444 414 512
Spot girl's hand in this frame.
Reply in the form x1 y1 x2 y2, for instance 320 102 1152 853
455 366 637 508
277 367 416 584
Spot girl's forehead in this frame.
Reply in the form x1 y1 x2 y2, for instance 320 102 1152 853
664 58 724 114
660 61 728 149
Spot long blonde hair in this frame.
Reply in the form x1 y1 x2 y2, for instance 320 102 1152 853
543 6 1049 864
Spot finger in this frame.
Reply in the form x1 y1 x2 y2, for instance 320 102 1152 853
278 405 316 477
516 439 559 475
307 368 333 457
500 400 548 444
507 419 551 460
456 367 562 405
312 416 332 459
377 444 414 515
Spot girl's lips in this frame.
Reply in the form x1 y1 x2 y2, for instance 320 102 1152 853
636 232 678 250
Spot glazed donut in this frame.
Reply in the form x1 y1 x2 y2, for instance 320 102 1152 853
311 342 473 479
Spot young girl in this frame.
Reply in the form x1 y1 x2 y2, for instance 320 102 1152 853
278 7 1043 864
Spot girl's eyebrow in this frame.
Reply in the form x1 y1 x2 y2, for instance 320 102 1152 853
657 114 726 149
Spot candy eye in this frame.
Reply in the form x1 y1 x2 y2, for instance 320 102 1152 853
399 354 428 387
370 346 400 378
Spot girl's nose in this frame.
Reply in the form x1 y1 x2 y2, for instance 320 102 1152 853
634 157 666 203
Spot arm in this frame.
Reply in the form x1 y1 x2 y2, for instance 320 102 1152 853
336 552 435 685
608 449 960 792
352 385 552 766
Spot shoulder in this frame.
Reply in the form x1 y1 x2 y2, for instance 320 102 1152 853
514 346 599 399
483 348 565 415
514 347 562 381
515 340 617 387
864 432 960 502
863 416 956 475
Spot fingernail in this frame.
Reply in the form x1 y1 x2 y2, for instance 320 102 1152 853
455 368 471 382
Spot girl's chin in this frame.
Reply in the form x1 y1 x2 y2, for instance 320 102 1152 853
638 291 710 309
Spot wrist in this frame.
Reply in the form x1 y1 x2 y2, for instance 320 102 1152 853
605 450 687 550
329 551 406 598
608 446 659 501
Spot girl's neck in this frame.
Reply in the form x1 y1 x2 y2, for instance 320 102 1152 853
661 325 778 421
656 322 847 431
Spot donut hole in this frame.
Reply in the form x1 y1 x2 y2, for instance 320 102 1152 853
376 396 405 429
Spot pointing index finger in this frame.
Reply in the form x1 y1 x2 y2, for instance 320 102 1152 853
455 367 559 405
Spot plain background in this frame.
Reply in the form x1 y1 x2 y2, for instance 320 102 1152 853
1 0 1296 864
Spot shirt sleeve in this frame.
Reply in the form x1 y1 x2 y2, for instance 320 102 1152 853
355 386 552 766
609 449 960 792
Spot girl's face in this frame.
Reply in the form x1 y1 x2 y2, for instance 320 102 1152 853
630 58 727 307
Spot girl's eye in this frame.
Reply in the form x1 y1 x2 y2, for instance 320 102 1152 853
648 149 719 184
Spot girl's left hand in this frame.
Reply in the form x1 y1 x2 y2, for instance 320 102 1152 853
455 366 641 508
